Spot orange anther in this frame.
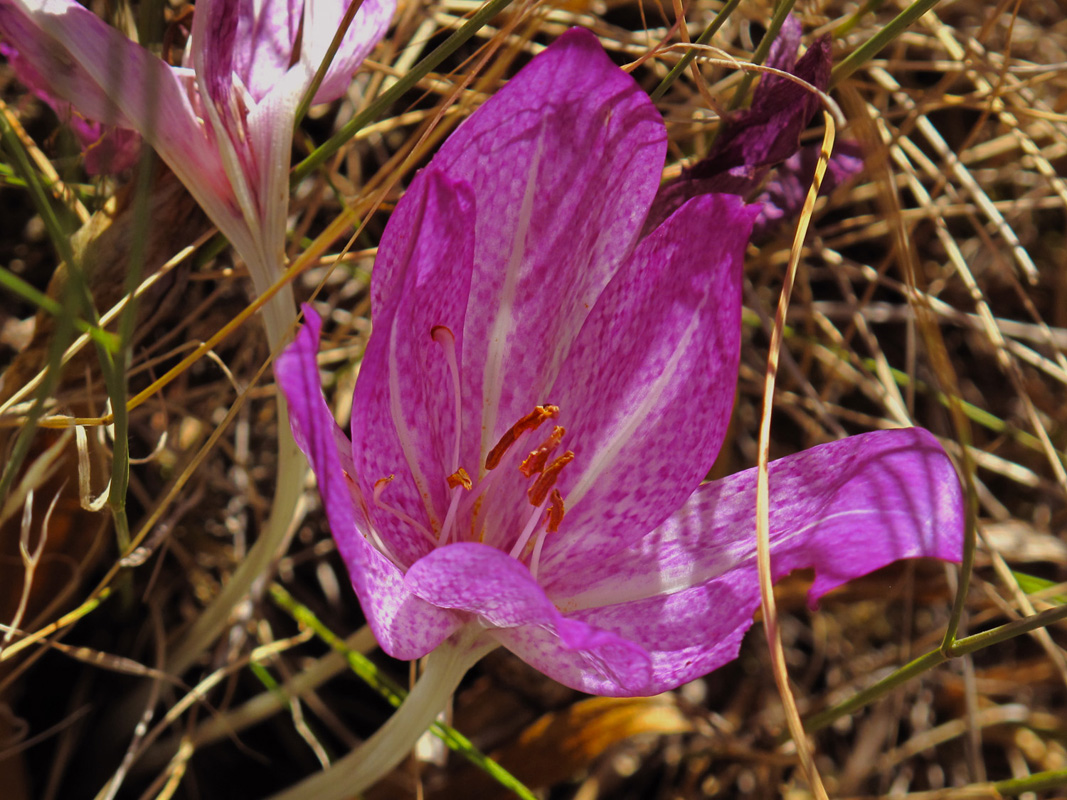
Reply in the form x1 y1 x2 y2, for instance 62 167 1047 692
447 467 472 490
546 489 565 533
520 425 565 478
485 405 559 470
431 325 454 343
373 475 394 503
527 451 574 506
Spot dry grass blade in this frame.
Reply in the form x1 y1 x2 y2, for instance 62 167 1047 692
755 110 837 800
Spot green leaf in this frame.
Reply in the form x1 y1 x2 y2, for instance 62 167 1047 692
1011 570 1067 605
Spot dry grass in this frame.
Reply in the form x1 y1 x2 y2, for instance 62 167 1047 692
1 0 1066 797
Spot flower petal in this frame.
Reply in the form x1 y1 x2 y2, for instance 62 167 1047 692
276 307 460 659
227 0 395 106
0 0 206 161
405 542 653 695
304 0 397 104
0 0 136 130
765 13 803 74
189 0 268 242
697 31 831 183
0 0 255 250
0 38 141 173
230 0 302 103
751 141 864 238
404 28 667 467
243 66 309 282
350 169 476 564
644 16 832 232
191 0 240 107
532 194 758 573
189 0 309 322
547 428 963 693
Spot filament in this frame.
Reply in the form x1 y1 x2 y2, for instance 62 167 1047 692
373 478 437 547
508 499 548 561
432 326 463 475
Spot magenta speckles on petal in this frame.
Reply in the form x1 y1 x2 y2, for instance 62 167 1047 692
554 429 963 694
406 543 653 694
276 28 965 696
276 306 460 660
351 169 477 566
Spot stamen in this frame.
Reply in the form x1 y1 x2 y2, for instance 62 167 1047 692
344 469 403 567
438 482 467 546
527 451 575 506
342 469 373 525
545 489 565 533
432 325 463 474
530 534 548 580
372 476 394 503
508 498 549 560
529 491 565 580
485 405 559 470
447 468 501 545
519 426 565 478
446 467 472 490
515 490 564 579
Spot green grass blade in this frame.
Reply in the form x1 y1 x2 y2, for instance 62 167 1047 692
291 0 519 183
831 0 943 85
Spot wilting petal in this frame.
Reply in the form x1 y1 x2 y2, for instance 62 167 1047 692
534 194 758 572
276 307 460 659
645 17 832 232
700 33 830 183
545 429 962 693
753 142 864 237
406 542 652 694
764 13 802 74
418 28 666 465
351 170 476 564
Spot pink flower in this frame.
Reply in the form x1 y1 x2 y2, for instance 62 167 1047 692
276 29 963 697
0 0 394 346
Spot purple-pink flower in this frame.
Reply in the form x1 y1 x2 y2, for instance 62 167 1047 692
276 29 963 697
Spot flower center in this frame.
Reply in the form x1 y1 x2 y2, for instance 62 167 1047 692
489 409 573 579
429 326 574 577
